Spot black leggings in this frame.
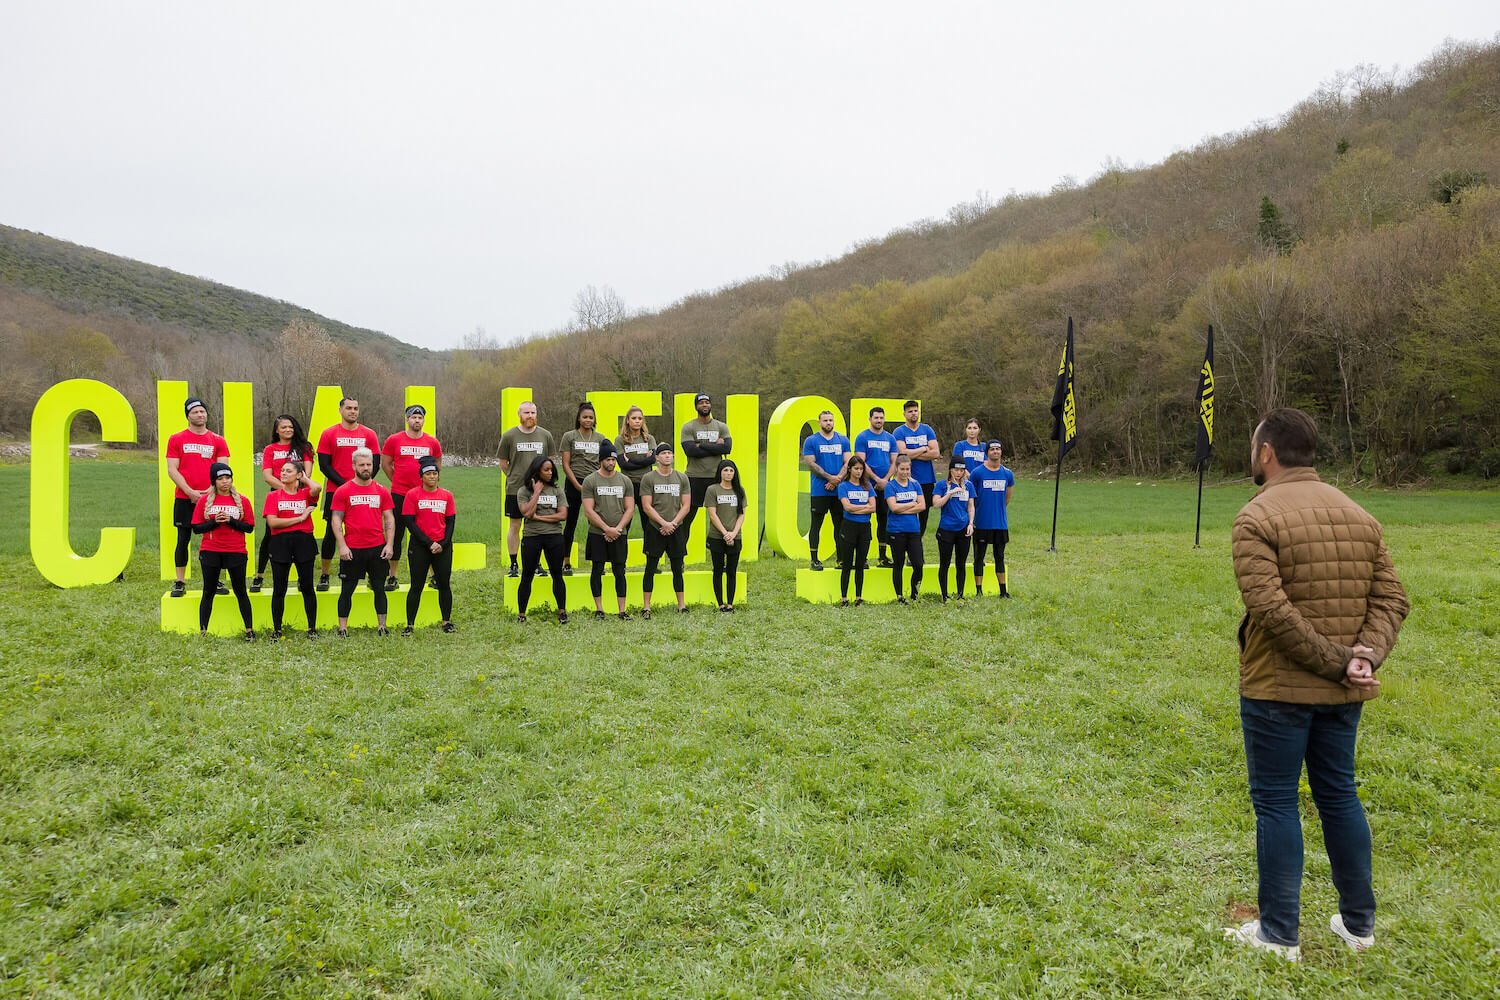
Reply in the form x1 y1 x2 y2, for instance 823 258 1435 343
917 484 934 535
270 555 317 630
707 537 741 606
407 543 454 624
873 488 890 551
937 528 971 598
255 523 272 576
517 534 566 614
837 521 870 599
809 496 843 562
389 493 408 564
589 537 628 600
973 529 1010 592
643 532 686 596
563 481 584 563
338 548 388 619
889 532 924 597
200 553 252 631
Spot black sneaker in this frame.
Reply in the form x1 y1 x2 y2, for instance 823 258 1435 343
440 622 456 634
557 611 569 625
306 628 319 639
170 580 186 598
725 604 735 613
896 596 910 606
250 575 264 593
536 566 549 578
810 559 824 571
941 595 950 604
854 598 864 607
243 630 256 642
507 564 519 578
677 606 689 614
641 609 652 621
516 614 527 623
878 556 893 568
719 603 730 612
216 582 229 595
385 575 399 592
317 574 330 592
270 628 283 641
401 625 414 636
955 594 967 602
376 626 389 636
618 612 632 621
562 564 574 577
336 627 349 638
1000 590 1012 599
839 599 849 607
909 592 919 604
594 610 606 620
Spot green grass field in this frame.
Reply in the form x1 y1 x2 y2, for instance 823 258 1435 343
1 462 1497 997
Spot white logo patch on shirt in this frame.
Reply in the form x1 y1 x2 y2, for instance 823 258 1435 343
905 435 928 447
867 440 890 452
894 490 919 503
337 436 365 448
847 490 870 503
695 430 719 441
516 441 543 453
347 493 382 509
654 483 681 496
536 493 558 509
207 502 239 519
576 441 599 455
399 445 430 458
717 494 738 506
595 485 625 498
418 498 448 513
984 480 1006 492
818 443 842 454
183 442 215 458
625 443 650 454
276 500 308 516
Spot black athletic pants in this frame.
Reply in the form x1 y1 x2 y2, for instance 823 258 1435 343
255 523 272 577
389 493 408 565
973 528 1010 593
936 528 971 599
889 532 923 598
707 536 741 606
873 488 889 552
917 483 935 535
837 521 871 600
643 528 687 596
588 534 629 600
173 497 195 569
199 551 252 631
320 492 340 561
563 481 584 564
685 477 713 538
517 535 566 614
338 546 388 618
809 495 843 563
407 543 453 625
270 554 317 631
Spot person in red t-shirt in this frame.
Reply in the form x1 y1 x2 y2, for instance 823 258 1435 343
316 397 382 591
380 403 443 592
191 462 256 639
251 414 315 594
262 456 323 639
400 455 457 635
331 447 394 636
166 396 231 597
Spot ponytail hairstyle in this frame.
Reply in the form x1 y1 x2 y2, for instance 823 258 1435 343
714 459 746 509
575 400 596 431
621 404 651 444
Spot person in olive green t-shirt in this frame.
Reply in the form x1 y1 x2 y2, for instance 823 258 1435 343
515 457 568 623
704 458 747 612
640 442 691 617
679 392 732 539
614 404 658 532
559 401 609 577
581 442 635 619
499 401 556 579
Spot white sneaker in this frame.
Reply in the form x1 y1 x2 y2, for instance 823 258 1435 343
1330 913 1374 952
1223 919 1300 962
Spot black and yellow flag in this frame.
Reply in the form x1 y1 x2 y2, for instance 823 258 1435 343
1195 326 1214 467
1050 317 1078 460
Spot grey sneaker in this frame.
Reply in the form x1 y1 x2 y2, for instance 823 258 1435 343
1223 919 1299 962
1329 913 1373 952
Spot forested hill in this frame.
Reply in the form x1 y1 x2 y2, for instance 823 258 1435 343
454 38 1499 482
6 39 1500 481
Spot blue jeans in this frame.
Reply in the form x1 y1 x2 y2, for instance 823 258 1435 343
1240 697 1375 946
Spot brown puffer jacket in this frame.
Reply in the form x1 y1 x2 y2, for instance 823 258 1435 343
1232 467 1409 704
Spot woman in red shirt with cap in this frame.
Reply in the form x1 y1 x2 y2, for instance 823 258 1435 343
192 461 256 639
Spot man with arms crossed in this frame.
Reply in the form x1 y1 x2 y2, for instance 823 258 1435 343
854 406 897 567
679 392 732 539
892 400 940 536
1224 408 1408 962
499 401 556 579
316 397 381 592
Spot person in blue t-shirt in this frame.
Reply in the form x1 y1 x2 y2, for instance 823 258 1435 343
835 455 877 606
955 419 987 473
931 456 975 602
893 400 941 535
969 439 1017 597
801 410 852 570
884 454 927 604
854 406 898 568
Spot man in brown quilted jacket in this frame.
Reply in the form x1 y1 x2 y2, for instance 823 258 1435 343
1224 408 1409 962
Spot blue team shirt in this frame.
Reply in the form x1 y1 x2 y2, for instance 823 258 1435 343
955 440 987 473
885 478 924 533
854 428 897 481
893 423 938 484
836 480 875 524
969 463 1015 530
802 431 851 495
933 479 973 532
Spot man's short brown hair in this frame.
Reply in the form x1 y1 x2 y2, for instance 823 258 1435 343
1255 408 1319 467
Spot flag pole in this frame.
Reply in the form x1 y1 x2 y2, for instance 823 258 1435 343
1049 449 1061 552
1193 462 1204 548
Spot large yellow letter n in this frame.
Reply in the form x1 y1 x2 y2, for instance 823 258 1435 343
30 379 138 587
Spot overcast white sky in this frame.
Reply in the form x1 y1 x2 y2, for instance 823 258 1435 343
2 2 1494 350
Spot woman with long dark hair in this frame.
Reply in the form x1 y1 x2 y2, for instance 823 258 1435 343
251 414 314 592
193 462 257 639
704 458 746 612
560 401 607 577
515 456 570 623
262 456 321 638
835 454 877 606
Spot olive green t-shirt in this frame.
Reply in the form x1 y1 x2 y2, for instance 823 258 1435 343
499 425 555 496
703 483 743 540
580 469 631 532
640 468 690 525
680 418 731 478
613 433 658 486
517 482 566 536
559 429 608 483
